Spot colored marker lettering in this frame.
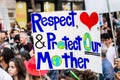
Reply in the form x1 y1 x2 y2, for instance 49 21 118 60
31 11 77 32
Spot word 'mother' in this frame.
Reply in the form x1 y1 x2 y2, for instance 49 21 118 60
37 51 89 69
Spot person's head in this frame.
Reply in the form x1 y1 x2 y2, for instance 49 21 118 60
12 28 20 37
103 21 108 28
102 15 107 23
14 34 20 43
20 50 31 61
101 33 111 47
61 69 96 80
8 57 26 80
20 32 28 45
59 76 74 80
59 76 66 80
0 31 6 44
0 47 14 64
1 31 7 39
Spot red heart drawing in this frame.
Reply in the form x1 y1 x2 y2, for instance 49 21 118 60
80 12 98 30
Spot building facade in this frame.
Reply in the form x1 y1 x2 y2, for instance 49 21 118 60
0 0 84 29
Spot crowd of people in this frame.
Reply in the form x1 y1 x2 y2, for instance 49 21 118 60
100 13 120 80
1 13 120 80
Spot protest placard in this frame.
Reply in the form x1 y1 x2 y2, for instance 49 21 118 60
85 0 120 13
0 7 10 31
16 2 27 28
31 10 102 73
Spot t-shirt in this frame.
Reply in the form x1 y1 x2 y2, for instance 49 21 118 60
19 43 33 52
106 46 116 67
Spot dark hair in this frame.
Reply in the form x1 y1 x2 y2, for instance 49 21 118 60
59 69 97 80
14 34 20 41
20 50 31 61
101 33 111 39
107 30 113 39
0 47 14 64
10 57 26 80
81 70 97 80
1 30 8 35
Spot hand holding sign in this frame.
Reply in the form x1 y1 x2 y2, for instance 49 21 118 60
80 12 98 30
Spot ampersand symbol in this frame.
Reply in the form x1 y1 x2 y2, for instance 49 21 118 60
35 34 46 49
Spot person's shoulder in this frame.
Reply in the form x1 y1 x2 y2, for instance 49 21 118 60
103 59 113 68
27 42 33 48
0 68 13 80
107 45 116 51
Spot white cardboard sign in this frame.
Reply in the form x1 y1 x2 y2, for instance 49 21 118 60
85 0 120 13
31 10 102 73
